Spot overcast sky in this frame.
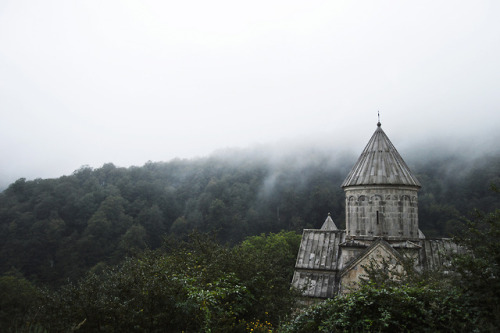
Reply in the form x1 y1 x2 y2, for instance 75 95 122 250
1 0 499 188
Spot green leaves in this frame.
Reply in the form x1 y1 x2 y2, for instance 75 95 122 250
31 231 299 332
452 206 500 329
0 274 41 331
281 283 473 333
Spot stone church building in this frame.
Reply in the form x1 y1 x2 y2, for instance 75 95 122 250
291 121 459 298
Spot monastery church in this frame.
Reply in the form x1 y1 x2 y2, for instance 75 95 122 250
291 120 459 298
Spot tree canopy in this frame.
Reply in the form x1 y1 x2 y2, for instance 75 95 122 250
2 231 301 332
0 150 499 286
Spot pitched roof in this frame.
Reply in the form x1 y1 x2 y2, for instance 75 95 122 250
321 213 337 230
294 229 344 271
291 229 345 298
341 122 421 188
340 238 404 277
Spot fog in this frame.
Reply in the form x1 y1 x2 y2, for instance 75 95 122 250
1 1 499 190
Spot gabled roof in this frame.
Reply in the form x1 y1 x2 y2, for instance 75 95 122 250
341 122 421 188
340 238 404 277
339 238 406 293
321 213 337 230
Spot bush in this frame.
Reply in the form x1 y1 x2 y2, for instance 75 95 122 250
35 231 300 332
280 282 475 333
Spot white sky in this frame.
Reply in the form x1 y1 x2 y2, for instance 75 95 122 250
1 0 499 188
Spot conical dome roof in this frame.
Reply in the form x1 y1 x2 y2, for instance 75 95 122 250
341 122 421 188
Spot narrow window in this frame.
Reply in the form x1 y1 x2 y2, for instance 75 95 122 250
376 210 379 224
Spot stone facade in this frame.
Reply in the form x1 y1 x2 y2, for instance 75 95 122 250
291 122 459 299
344 186 419 239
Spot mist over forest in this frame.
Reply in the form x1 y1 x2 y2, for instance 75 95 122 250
2 0 500 329
1 138 499 287
1 138 500 331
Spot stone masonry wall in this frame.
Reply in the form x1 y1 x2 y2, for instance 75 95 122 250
344 186 419 239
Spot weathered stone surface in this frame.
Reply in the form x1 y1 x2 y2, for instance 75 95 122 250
344 186 419 238
339 239 404 293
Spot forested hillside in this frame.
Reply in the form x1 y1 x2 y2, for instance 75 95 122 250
0 147 499 286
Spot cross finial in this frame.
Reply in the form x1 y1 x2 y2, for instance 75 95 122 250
377 111 381 127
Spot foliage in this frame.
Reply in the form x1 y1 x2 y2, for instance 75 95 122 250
282 250 476 332
0 154 346 285
0 273 42 332
239 230 301 276
31 232 300 332
0 151 499 285
234 231 302 323
452 192 500 330
0 148 500 330
243 319 273 332
280 282 474 333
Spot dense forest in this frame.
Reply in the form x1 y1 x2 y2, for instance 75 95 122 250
1 145 500 331
0 146 499 287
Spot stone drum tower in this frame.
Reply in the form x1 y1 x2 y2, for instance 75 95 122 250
341 121 421 239
291 119 459 299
